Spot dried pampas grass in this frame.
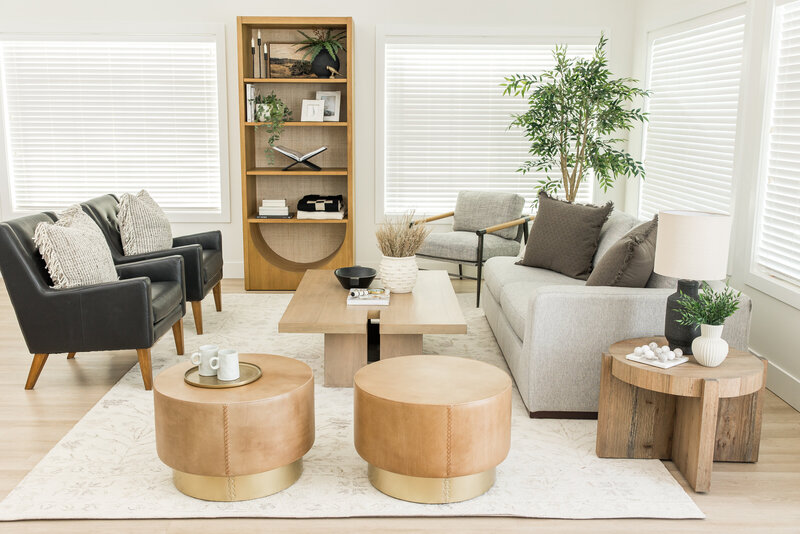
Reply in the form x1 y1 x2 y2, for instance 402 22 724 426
376 211 431 258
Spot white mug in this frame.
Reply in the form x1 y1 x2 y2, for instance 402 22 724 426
190 344 220 377
217 349 240 381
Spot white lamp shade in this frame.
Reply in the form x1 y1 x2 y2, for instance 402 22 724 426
654 210 732 280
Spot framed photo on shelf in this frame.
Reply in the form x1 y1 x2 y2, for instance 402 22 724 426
268 43 312 78
315 91 341 122
301 99 325 122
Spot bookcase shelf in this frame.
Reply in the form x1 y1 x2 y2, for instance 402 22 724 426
238 16 354 290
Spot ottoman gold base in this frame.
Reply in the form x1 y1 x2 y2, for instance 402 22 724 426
367 464 495 504
173 458 303 501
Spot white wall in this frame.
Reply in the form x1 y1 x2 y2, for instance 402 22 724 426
629 0 800 410
0 0 639 278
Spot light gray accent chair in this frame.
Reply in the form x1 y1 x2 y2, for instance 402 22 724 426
481 210 753 418
415 191 534 306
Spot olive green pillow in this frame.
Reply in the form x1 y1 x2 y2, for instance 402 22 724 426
516 191 613 280
586 216 658 287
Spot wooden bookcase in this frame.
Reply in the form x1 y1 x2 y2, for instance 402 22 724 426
236 16 354 290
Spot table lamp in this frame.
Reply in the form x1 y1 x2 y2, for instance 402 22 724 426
654 210 732 354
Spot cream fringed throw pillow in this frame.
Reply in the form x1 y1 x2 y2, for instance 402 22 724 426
33 205 118 289
118 190 172 255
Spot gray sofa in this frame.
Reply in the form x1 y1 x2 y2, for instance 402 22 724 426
481 211 752 417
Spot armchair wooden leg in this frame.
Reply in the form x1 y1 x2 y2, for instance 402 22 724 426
25 354 49 390
191 301 203 335
172 318 184 355
458 264 463 280
212 281 222 312
67 352 76 359
476 233 485 308
136 348 153 390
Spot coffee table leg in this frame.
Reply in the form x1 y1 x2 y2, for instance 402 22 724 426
380 334 423 359
672 378 720 492
324 333 367 387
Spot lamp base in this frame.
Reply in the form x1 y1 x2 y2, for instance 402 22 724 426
665 279 701 355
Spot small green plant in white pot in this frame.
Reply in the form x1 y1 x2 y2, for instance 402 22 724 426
675 282 742 367
375 212 431 293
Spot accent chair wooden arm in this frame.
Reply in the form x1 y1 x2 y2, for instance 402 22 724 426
411 211 455 226
478 215 535 236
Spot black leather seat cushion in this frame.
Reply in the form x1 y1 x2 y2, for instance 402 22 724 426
202 250 223 283
151 281 182 323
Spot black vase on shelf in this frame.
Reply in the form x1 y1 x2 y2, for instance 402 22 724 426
312 51 340 78
664 279 701 355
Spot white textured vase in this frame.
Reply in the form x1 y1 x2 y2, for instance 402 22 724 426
379 255 418 293
691 324 728 367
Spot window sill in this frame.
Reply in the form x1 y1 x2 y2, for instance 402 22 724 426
744 269 800 311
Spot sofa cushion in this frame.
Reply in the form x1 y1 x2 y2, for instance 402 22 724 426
595 210 640 263
453 191 525 240
33 205 118 289
118 190 172 255
151 281 182 323
202 249 223 283
484 256 578 300
517 191 612 279
500 277 584 339
587 216 658 287
418 231 520 262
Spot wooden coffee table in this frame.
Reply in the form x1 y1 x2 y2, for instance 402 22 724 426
278 270 467 387
596 337 767 493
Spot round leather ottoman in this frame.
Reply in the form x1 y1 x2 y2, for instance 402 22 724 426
354 355 512 503
154 353 314 501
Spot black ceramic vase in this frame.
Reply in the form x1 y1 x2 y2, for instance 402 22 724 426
311 51 340 78
665 279 701 355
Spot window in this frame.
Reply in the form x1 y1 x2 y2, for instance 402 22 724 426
753 0 800 288
0 31 227 220
638 13 746 219
379 38 594 216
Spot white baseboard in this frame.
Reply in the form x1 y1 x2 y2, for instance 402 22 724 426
753 349 800 411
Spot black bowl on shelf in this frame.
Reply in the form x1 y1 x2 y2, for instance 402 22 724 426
334 266 377 290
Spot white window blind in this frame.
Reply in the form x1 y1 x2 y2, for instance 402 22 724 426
638 14 745 219
0 37 223 214
383 41 594 215
754 1 800 287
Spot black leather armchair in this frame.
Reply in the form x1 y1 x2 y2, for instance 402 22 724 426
0 213 186 390
81 194 223 334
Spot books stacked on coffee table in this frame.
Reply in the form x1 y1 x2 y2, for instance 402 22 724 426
256 199 291 219
346 288 390 306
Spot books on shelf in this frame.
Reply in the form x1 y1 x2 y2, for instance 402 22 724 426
272 145 327 162
297 210 344 220
254 214 292 219
258 199 289 217
245 84 255 122
346 288 390 306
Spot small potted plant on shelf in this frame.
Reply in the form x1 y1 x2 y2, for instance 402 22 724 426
254 92 292 164
675 282 742 367
296 28 346 78
375 212 431 293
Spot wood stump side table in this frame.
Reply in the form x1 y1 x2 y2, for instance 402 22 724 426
596 337 767 493
154 354 314 501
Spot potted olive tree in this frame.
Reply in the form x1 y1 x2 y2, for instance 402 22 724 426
375 212 431 293
676 282 742 367
502 35 649 202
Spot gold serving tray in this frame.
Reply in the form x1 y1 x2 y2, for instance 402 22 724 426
184 362 262 389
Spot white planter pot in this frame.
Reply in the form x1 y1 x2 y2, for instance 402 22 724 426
691 324 729 367
379 255 418 294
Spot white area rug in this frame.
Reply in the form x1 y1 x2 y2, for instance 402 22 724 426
0 293 703 520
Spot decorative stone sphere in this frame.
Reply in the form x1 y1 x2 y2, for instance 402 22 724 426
644 349 655 359
658 351 668 362
634 347 644 356
667 351 676 361
661 345 670 353
674 348 683 358
648 342 658 350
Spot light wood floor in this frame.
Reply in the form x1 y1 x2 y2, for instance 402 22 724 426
0 279 798 533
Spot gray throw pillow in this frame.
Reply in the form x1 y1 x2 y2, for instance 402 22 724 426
118 190 173 255
586 216 659 287
517 191 613 280
452 191 525 240
33 205 118 289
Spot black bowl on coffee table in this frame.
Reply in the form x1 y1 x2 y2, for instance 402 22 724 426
334 266 377 289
